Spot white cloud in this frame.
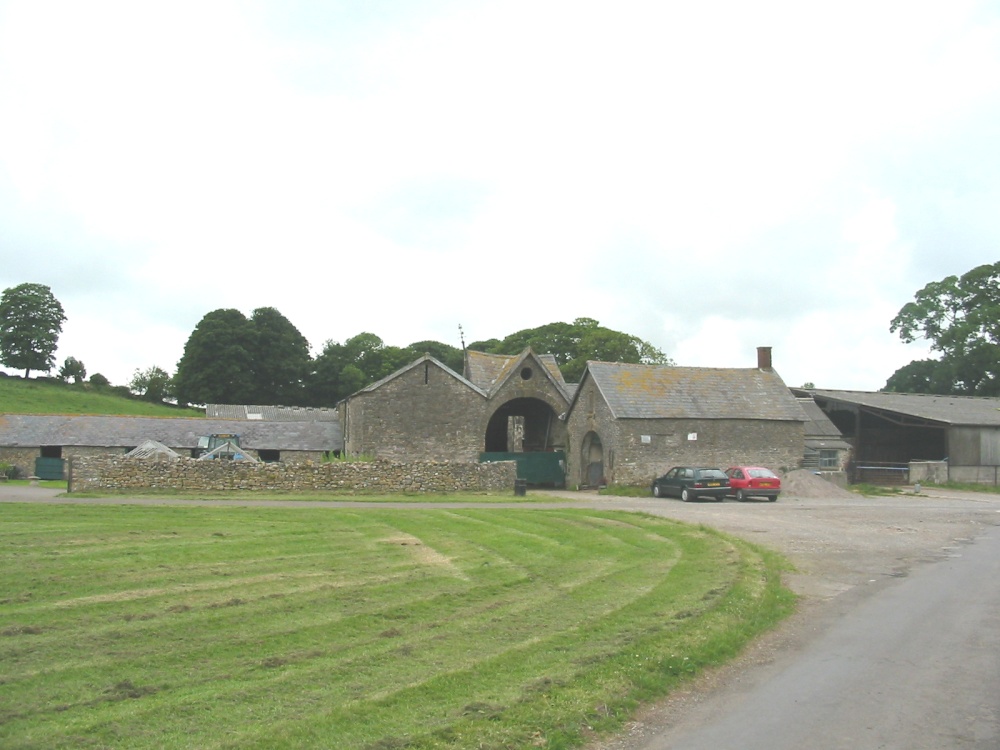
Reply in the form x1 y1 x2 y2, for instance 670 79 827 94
0 0 997 388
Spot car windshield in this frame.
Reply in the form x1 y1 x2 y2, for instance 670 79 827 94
748 468 777 478
696 469 727 480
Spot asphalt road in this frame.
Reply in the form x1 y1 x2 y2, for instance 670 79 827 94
4 483 1000 748
622 519 1000 750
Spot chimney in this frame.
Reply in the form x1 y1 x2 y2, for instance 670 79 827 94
757 346 773 371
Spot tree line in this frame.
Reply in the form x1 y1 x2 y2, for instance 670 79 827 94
0 284 672 407
5 262 999 405
169 312 672 407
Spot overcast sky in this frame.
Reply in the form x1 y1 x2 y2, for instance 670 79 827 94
2 1 998 392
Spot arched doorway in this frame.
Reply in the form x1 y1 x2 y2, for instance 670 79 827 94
481 397 566 486
484 397 561 453
581 431 604 487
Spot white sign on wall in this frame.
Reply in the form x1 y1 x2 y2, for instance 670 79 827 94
687 432 698 441
641 435 651 444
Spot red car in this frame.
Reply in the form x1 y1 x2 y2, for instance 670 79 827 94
725 466 781 502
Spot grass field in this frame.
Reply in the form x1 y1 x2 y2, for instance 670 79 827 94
0 376 202 417
0 503 794 749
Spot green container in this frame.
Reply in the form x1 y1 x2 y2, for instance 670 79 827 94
34 457 66 480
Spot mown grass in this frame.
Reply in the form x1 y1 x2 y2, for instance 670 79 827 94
63 487 555 503
848 482 912 497
0 504 795 749
0 376 202 417
598 484 650 497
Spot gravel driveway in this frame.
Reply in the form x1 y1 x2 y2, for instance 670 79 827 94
565 478 1000 750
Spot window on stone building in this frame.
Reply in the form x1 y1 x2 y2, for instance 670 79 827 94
258 449 280 463
520 367 533 380
40 446 62 458
819 450 839 468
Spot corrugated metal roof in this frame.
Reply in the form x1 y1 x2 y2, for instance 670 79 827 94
585 362 808 421
0 415 342 452
809 389 1000 427
798 398 845 438
205 404 339 421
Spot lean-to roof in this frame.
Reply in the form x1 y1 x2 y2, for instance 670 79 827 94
807 389 1000 427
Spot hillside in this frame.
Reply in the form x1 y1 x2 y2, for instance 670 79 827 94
0 375 204 417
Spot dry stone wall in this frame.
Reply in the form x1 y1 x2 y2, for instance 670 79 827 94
69 456 518 495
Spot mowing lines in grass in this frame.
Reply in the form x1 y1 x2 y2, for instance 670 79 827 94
0 504 793 750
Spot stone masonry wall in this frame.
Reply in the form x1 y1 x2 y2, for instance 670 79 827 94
344 362 486 461
610 418 804 486
0 447 39 478
565 374 804 488
69 456 517 494
0 446 328 480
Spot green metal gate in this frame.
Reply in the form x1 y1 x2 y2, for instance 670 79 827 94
479 451 565 487
34 457 66 481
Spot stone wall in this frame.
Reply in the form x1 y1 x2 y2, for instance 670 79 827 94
343 360 487 461
609 418 804 486
0 447 40 477
68 456 518 495
0 446 328 480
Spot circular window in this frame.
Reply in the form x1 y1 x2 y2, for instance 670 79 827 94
520 367 533 380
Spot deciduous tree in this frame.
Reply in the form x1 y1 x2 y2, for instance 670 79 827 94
888 261 1000 395
470 318 672 382
129 365 173 402
59 356 87 384
174 309 256 405
0 283 66 378
249 307 311 405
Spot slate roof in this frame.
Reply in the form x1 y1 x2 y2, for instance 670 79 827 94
581 362 808 421
205 404 340 421
0 415 342 452
353 355 486 398
807 389 1000 427
464 349 572 400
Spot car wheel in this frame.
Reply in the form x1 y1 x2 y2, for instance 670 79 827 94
681 488 692 502
736 489 746 502
769 495 778 502
652 484 662 498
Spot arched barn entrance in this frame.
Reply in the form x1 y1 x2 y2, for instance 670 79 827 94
480 397 566 487
581 431 605 487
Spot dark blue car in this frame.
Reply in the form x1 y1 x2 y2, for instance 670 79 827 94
651 467 730 502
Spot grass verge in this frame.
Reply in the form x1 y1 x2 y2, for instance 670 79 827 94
0 504 795 749
60 488 556 503
923 481 1000 495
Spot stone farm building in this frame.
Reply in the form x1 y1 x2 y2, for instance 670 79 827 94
0 413 342 480
341 345 808 488
564 349 808 487
2 348 816 488
339 348 573 486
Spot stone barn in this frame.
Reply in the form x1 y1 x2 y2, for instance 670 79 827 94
564 348 807 488
0 414 342 480
339 348 573 483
